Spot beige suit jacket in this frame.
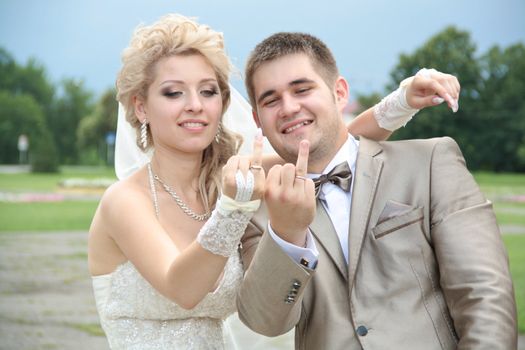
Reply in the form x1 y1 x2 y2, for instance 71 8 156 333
237 137 517 350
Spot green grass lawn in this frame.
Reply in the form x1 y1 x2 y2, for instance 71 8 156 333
475 171 525 198
0 201 99 231
0 166 113 231
503 235 525 333
0 166 116 192
474 171 525 188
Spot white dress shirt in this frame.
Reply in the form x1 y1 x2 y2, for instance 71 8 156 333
268 134 359 266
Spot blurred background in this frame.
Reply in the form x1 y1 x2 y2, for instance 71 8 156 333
0 0 524 349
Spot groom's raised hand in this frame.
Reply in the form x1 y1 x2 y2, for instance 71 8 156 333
264 140 316 247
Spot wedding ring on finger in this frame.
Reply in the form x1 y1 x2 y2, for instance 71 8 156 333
249 165 263 171
295 175 308 181
235 170 255 202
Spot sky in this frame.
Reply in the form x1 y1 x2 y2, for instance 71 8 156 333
1 0 524 100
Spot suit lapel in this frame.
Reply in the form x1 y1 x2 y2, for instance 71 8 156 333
347 138 383 289
310 199 348 281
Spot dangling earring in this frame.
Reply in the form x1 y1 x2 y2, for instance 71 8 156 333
141 119 148 149
215 123 222 143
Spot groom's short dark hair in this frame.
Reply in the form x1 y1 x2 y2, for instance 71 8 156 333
245 32 339 109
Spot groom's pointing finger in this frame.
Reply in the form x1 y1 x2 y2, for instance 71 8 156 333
295 140 309 177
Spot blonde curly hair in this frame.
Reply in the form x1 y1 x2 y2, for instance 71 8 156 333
116 14 242 211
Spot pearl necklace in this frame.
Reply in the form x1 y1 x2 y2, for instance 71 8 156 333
147 163 211 222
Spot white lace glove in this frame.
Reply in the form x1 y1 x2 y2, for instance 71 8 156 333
197 171 260 257
373 68 441 131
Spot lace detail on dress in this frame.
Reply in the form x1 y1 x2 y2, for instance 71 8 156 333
197 208 253 257
95 254 243 349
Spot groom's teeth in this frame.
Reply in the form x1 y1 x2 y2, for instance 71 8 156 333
284 121 311 134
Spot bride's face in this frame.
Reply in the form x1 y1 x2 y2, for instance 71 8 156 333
140 54 223 155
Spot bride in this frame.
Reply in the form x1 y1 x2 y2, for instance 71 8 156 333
88 13 457 349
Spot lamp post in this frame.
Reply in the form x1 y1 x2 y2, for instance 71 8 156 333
105 132 116 165
17 134 29 164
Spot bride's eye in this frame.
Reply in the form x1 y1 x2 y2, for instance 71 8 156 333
200 88 219 97
164 91 183 98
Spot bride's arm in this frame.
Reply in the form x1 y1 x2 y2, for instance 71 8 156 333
347 107 391 140
166 138 265 309
348 68 460 140
96 139 265 310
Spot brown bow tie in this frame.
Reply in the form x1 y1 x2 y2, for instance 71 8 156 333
312 161 352 198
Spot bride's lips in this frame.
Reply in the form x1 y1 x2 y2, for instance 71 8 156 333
178 119 208 131
280 118 313 134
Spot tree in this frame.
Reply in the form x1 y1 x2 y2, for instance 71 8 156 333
0 46 99 168
385 26 525 171
49 79 94 164
478 43 525 171
0 50 56 116
388 26 481 144
355 93 382 115
0 49 18 91
0 91 58 171
77 88 118 164
0 47 59 171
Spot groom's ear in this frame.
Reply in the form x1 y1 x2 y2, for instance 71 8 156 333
334 76 349 114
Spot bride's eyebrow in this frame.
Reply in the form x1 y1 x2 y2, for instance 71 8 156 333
158 79 218 87
159 80 185 87
199 78 218 85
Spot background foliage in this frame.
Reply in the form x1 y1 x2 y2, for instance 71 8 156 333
1 26 524 172
0 48 115 171
357 27 525 172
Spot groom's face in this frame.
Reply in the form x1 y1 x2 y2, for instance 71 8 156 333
251 53 348 167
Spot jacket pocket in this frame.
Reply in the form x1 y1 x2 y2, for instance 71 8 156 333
372 206 424 239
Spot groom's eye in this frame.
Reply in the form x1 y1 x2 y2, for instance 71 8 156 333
296 87 311 94
263 98 278 107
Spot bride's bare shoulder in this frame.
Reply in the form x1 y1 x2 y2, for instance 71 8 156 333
98 170 149 213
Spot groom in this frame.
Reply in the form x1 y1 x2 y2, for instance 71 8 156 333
237 32 517 349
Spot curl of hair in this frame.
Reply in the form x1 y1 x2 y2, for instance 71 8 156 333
116 14 242 209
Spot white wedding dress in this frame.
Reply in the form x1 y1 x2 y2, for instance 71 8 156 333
92 247 243 350
92 149 246 349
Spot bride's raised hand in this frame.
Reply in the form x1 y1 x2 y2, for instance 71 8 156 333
221 130 265 202
405 69 460 113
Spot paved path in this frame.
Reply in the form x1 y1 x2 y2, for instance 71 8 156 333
0 165 30 174
0 232 108 350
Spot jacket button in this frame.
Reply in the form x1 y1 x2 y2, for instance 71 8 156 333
356 325 368 336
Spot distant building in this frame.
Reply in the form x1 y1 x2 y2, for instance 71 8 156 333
343 100 362 123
